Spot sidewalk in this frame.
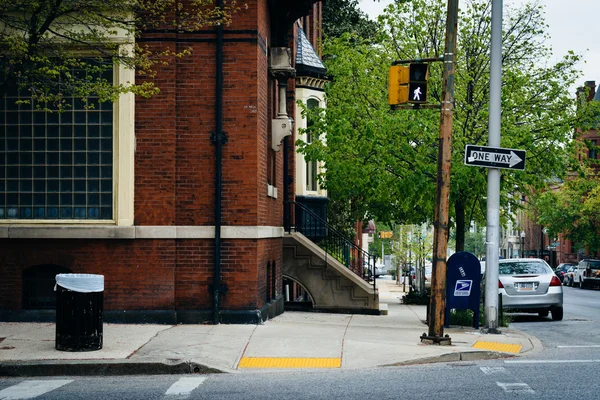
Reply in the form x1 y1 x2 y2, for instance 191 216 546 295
0 277 542 376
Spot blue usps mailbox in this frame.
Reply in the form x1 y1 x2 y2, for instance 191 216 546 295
445 252 481 328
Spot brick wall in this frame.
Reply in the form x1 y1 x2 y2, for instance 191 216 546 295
0 239 176 310
0 0 321 320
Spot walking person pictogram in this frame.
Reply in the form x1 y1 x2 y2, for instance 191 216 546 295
413 86 422 101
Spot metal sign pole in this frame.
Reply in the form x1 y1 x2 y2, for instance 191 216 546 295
484 0 503 334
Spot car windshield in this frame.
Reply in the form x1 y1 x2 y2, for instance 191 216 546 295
499 261 550 275
588 261 600 269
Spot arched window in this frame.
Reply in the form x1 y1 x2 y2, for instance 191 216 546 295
23 264 72 309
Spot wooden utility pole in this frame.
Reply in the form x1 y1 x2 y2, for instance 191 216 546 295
423 0 459 344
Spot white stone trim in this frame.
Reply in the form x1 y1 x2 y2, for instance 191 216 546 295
295 88 327 198
114 43 135 226
0 225 284 239
267 184 278 198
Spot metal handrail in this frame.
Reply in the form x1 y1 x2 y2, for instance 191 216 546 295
284 200 376 293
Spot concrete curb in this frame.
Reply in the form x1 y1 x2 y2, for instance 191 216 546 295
384 351 516 367
0 360 224 377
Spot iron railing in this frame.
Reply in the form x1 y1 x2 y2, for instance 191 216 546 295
284 201 376 292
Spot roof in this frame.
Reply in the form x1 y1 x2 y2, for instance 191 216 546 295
296 27 326 78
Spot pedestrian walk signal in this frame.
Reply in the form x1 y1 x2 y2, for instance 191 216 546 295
378 231 393 239
408 63 428 104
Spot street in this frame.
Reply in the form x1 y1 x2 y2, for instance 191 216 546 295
2 285 600 399
1 361 599 399
508 284 600 362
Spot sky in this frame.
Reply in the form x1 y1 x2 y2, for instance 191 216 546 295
358 0 600 90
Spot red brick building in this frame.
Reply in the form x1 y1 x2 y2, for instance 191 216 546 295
554 81 600 263
0 1 326 324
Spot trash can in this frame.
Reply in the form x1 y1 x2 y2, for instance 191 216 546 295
55 274 104 351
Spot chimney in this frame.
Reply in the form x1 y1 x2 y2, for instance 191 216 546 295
585 81 596 102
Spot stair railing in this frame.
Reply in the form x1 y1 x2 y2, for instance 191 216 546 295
284 200 376 293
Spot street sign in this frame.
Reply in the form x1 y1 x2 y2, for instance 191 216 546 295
464 144 526 170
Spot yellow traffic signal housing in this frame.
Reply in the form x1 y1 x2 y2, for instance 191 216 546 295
388 65 409 105
408 63 428 104
378 231 393 239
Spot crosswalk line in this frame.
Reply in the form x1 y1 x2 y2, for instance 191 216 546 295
165 377 208 396
496 382 535 394
0 380 73 400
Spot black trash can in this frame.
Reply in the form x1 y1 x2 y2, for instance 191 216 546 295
55 274 104 351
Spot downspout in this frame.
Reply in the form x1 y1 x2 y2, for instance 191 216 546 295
283 132 290 229
212 0 225 325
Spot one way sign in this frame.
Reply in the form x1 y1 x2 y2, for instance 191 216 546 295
464 144 526 170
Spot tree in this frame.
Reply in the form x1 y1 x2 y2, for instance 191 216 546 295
322 0 377 39
464 230 486 259
534 171 600 256
299 0 588 249
0 0 237 107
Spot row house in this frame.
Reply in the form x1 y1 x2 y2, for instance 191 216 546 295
1 1 380 324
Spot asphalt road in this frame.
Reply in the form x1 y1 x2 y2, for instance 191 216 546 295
1 361 599 400
507 284 600 361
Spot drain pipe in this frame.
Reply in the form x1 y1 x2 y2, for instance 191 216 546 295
211 0 226 325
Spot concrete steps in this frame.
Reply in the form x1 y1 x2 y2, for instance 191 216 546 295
283 232 380 314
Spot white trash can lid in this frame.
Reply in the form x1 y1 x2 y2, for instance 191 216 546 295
55 274 104 293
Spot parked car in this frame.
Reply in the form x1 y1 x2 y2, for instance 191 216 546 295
573 259 600 289
374 263 389 278
498 258 563 320
555 263 576 283
424 266 432 288
563 265 578 287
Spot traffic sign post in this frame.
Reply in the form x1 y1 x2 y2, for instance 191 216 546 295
464 144 526 170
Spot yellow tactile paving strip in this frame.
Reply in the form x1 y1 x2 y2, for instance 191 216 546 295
238 357 341 369
472 341 522 354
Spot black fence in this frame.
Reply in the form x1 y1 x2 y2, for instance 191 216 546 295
285 201 376 294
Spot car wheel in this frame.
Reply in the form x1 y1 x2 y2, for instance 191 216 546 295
552 306 563 321
579 280 585 289
538 310 549 317
569 278 573 287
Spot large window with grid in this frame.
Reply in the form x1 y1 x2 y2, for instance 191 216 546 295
0 67 114 220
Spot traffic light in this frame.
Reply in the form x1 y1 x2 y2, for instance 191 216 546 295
378 231 393 239
408 63 428 104
388 65 409 105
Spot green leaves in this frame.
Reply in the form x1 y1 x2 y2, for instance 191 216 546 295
314 0 584 243
533 172 600 255
0 0 239 105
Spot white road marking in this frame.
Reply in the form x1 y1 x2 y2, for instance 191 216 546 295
480 367 507 375
165 377 208 396
506 359 600 364
0 380 73 400
557 345 600 348
497 382 535 394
